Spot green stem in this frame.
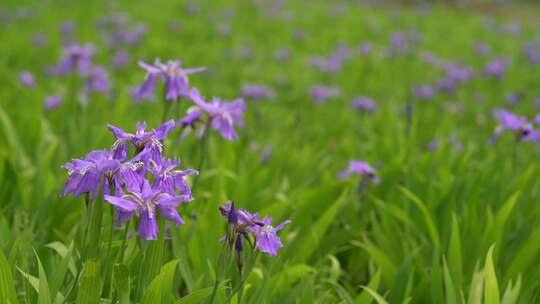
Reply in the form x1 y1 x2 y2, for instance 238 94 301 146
208 279 220 304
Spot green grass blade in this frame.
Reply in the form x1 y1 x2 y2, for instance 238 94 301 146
76 259 102 304
484 245 500 304
0 248 19 304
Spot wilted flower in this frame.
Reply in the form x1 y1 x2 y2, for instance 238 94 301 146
350 96 377 112
310 85 340 104
241 84 275 101
104 178 192 240
180 88 246 140
134 59 205 102
338 160 379 184
19 71 35 87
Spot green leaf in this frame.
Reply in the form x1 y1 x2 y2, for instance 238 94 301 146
484 245 500 304
34 249 51 304
141 259 179 304
501 276 520 304
291 189 349 263
442 257 458 304
360 286 388 304
175 285 226 304
448 214 463 289
355 269 382 304
399 187 440 249
0 248 19 304
113 264 130 304
76 259 102 304
467 263 483 304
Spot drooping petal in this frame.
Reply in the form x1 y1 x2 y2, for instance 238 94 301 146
158 206 185 226
104 195 138 211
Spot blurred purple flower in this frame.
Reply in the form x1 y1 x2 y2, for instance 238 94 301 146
491 109 540 143
350 96 377 112
474 42 490 56
310 85 340 104
180 88 245 140
241 84 275 101
19 71 35 87
111 50 130 68
54 43 95 75
85 66 109 93
31 32 47 47
44 95 64 111
338 160 379 184
413 84 436 100
134 59 205 102
484 58 507 80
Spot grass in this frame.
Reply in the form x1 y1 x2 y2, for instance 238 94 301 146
1 0 540 303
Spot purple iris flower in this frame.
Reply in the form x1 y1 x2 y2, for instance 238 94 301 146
44 95 64 111
491 109 540 143
350 96 377 112
104 178 191 240
60 21 75 43
275 48 290 62
241 84 276 101
61 150 143 199
84 66 109 93
107 120 176 161
358 42 373 56
413 84 437 101
310 85 340 104
218 201 290 256
134 58 205 102
484 58 507 80
250 216 291 256
148 157 198 197
474 42 490 56
534 114 540 125
506 92 523 105
523 44 540 65
437 78 457 95
19 71 35 87
427 139 440 151
180 88 245 141
338 160 379 184
54 44 95 75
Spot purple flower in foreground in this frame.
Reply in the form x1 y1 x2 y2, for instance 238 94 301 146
148 157 198 197
413 84 436 101
19 71 35 87
61 150 141 199
134 58 205 102
219 201 290 256
350 96 377 112
484 58 507 80
491 109 540 143
310 85 340 104
241 84 275 101
54 43 95 75
107 120 176 161
104 179 191 240
250 216 291 256
338 160 379 184
180 88 246 140
44 95 64 111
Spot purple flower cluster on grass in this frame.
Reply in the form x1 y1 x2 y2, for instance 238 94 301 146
338 160 379 184
490 109 540 143
241 84 276 101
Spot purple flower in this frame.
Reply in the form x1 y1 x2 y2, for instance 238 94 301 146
180 88 246 141
61 150 141 199
85 66 109 93
148 157 198 197
358 42 373 55
218 201 290 256
474 42 490 56
19 71 35 87
134 59 205 102
437 78 457 95
44 95 64 111
491 109 540 143
484 58 507 80
241 84 276 101
413 84 436 101
107 120 176 161
54 44 95 75
310 85 340 104
111 51 130 69
505 92 523 105
250 216 291 256
338 160 379 184
427 139 440 151
274 48 290 61
350 96 377 112
104 178 191 240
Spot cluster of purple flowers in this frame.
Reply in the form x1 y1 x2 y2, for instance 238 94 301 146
241 84 276 101
310 85 340 104
62 120 197 240
308 43 352 74
219 201 290 256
